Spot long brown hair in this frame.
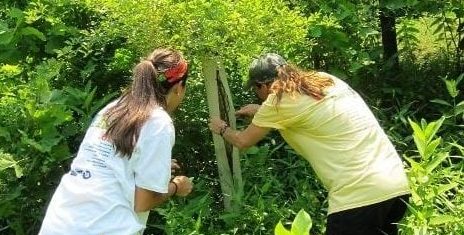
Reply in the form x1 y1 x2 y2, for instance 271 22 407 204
104 48 188 157
270 64 334 104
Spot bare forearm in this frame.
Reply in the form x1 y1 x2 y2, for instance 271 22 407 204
134 182 177 213
149 182 177 207
209 118 271 150
222 127 252 149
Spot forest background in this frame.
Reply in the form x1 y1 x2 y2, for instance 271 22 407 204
1 0 463 234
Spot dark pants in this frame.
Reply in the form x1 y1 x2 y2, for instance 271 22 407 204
326 195 409 235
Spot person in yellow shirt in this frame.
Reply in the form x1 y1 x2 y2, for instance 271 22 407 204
209 53 410 235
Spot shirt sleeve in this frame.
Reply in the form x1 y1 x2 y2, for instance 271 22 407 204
252 94 288 130
130 118 174 194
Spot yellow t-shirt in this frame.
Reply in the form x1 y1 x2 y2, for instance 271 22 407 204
252 73 410 214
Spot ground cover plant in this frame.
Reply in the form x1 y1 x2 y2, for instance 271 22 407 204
0 0 463 234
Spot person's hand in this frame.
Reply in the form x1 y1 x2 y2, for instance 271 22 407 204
208 117 228 135
171 176 193 197
171 159 180 175
235 104 260 117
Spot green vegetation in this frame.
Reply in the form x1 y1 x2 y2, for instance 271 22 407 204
275 209 312 235
1 0 463 234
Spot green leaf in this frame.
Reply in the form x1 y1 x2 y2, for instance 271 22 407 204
407 27 420 34
423 138 441 160
445 79 459 98
20 134 62 153
0 127 11 141
414 226 428 235
404 156 420 169
80 62 97 80
9 8 25 20
382 0 417 9
14 164 23 178
408 118 428 157
456 73 464 84
430 17 443 27
245 146 260 155
425 152 447 173
410 189 423 206
455 101 464 115
290 209 312 235
0 22 8 32
424 117 444 143
20 27 46 41
430 99 451 107
408 118 425 141
0 151 23 178
433 23 445 36
436 182 459 197
274 221 291 235
0 152 16 171
45 37 66 54
309 27 322 38
89 91 118 116
404 196 421 215
84 86 97 110
194 210 203 231
0 31 15 45
429 215 461 226
412 135 426 159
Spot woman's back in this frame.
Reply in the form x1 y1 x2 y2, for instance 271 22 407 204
252 73 410 214
39 103 174 235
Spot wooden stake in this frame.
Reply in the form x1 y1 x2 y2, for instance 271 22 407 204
203 58 243 212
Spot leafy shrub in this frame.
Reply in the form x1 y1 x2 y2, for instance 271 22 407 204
275 209 312 235
0 1 125 233
401 117 464 234
1 0 464 234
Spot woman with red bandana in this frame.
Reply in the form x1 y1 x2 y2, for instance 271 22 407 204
39 48 193 235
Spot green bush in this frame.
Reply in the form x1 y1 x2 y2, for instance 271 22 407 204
401 117 464 234
1 0 464 234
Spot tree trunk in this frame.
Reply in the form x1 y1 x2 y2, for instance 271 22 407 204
457 21 463 74
379 7 400 79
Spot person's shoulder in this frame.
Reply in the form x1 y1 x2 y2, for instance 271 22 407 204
95 99 119 115
315 71 333 78
315 72 351 87
316 71 342 82
145 106 174 130
137 109 174 147
263 93 294 107
150 106 170 118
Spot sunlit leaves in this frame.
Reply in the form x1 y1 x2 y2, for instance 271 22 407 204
274 209 312 235
92 0 308 80
404 117 464 234
0 151 23 178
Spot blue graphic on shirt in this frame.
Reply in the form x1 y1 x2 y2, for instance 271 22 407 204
70 167 92 179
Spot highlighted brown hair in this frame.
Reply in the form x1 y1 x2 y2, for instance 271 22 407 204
270 65 334 104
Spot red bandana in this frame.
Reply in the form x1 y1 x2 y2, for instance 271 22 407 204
164 59 188 83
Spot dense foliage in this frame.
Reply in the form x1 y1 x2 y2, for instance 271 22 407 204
0 0 463 234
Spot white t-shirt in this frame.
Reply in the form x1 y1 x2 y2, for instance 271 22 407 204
39 101 174 235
